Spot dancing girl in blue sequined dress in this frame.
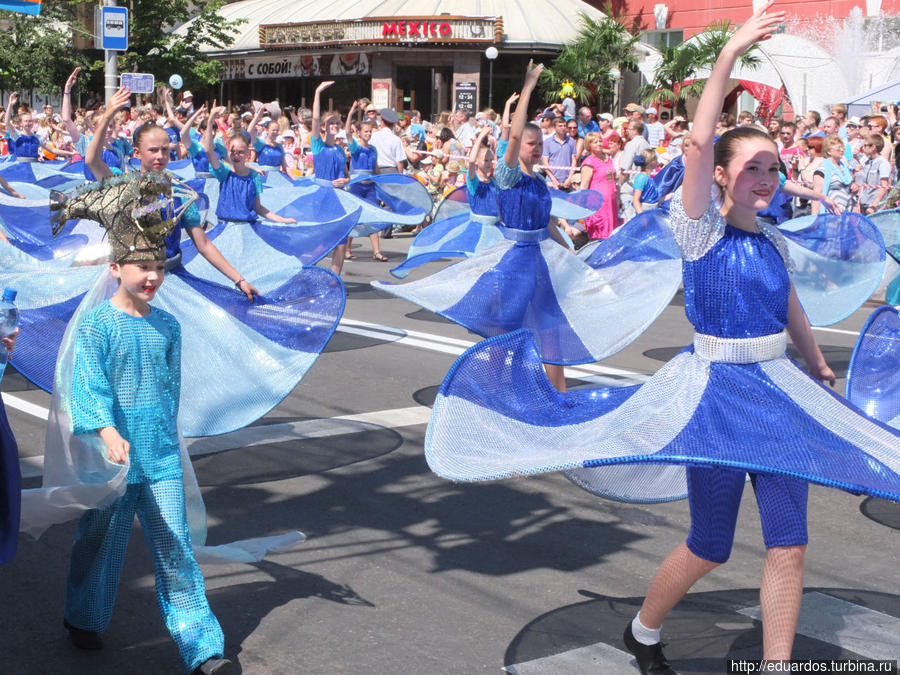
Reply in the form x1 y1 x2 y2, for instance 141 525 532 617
424 5 900 673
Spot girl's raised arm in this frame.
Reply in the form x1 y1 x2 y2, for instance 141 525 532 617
310 81 334 143
86 86 131 180
61 68 81 142
501 92 519 142
204 105 225 170
344 100 359 139
504 63 542 168
681 2 784 218
181 104 207 145
247 105 265 146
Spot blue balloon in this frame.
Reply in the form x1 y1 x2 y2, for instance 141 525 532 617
168 74 183 90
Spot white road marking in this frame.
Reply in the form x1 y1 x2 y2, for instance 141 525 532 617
504 641 637 675
739 591 900 661
3 394 49 420
337 318 650 385
812 326 862 337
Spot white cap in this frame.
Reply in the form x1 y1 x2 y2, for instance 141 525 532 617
182 90 193 99
645 106 658 116
846 116 862 127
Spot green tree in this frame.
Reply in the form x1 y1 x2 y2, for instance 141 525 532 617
540 10 642 111
0 2 91 95
638 21 761 118
118 0 245 91
0 0 243 97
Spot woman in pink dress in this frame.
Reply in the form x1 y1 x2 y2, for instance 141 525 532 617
579 132 620 239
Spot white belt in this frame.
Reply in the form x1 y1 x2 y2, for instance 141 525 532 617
693 331 786 363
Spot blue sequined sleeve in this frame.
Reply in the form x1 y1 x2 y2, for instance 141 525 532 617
494 157 522 191
71 315 116 436
251 170 264 196
210 163 231 183
182 201 202 229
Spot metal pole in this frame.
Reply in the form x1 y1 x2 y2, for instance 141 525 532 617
103 0 118 105
488 60 494 110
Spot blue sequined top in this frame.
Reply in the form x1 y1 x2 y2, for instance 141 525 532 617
187 139 226 174
669 190 793 338
71 301 182 483
310 136 347 181
493 158 551 231
465 177 499 217
210 163 264 222
163 173 203 259
348 140 375 172
253 138 285 168
8 133 39 158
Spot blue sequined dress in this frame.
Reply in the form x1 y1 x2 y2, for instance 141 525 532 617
373 157 673 365
425 189 900 503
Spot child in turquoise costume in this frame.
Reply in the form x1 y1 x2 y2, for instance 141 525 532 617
61 172 231 675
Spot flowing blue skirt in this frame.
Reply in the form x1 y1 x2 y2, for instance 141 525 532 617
425 329 900 503
9 261 345 437
374 228 682 365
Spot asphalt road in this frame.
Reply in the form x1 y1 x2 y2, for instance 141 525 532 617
1 234 898 675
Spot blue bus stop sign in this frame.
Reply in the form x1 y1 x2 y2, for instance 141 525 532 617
100 6 128 51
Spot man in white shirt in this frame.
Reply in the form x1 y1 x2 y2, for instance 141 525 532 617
368 108 407 238
644 106 665 148
454 109 477 151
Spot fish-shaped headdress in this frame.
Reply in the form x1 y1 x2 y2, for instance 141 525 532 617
49 172 198 262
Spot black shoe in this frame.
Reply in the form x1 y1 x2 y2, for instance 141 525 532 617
193 657 233 675
63 619 103 650
623 622 677 674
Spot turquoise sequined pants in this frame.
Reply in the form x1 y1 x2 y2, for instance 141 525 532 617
65 479 224 673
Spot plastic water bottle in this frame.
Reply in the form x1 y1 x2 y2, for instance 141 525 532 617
0 288 19 385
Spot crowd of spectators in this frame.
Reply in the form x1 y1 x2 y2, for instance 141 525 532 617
3 83 900 241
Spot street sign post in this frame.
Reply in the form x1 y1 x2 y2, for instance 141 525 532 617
120 73 155 94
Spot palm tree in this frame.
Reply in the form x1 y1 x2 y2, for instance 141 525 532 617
540 10 642 111
639 21 762 118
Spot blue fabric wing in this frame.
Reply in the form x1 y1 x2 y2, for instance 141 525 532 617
846 305 900 429
549 187 604 221
389 213 502 279
779 212 886 325
432 186 472 222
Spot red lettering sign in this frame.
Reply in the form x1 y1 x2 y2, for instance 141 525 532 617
384 19 452 39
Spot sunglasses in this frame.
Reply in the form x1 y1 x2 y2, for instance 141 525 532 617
867 124 881 129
